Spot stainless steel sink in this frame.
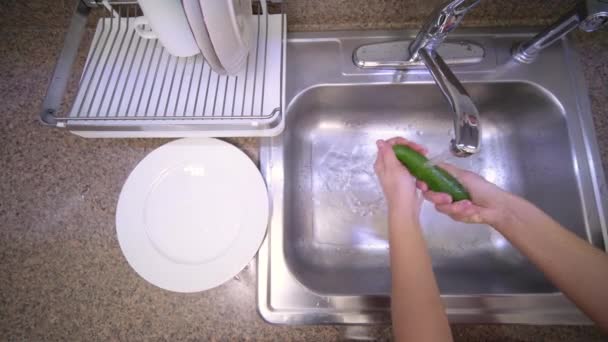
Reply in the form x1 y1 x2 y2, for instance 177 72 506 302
257 29 608 324
284 82 578 296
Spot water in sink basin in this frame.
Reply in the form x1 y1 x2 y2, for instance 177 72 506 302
312 132 388 248
309 127 511 256
283 83 585 296
311 129 481 247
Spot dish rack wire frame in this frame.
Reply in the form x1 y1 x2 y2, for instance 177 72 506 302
39 0 286 135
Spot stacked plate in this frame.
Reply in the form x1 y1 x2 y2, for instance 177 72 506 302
134 0 263 75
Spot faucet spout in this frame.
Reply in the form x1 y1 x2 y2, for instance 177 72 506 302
418 49 481 155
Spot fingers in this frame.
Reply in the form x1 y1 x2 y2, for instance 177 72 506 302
423 190 452 205
381 137 428 171
415 189 424 208
385 137 428 155
435 200 481 222
455 213 484 224
436 200 472 214
447 209 483 224
437 162 492 196
416 180 428 191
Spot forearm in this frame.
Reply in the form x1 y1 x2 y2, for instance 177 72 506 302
494 194 608 331
389 206 452 342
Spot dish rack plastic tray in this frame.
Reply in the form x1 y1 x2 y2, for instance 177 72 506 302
40 0 286 137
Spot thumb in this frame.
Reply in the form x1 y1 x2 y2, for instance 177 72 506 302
437 162 477 197
437 162 461 175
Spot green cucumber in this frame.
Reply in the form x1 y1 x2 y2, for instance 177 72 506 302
392 145 470 202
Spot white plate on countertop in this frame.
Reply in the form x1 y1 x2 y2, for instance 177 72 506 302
116 138 269 292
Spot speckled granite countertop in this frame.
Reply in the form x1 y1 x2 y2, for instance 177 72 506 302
1 1 607 340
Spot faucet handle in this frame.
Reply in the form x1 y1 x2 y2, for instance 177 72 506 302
447 0 482 17
410 0 481 58
437 0 482 34
579 0 608 32
513 0 608 63
580 13 608 31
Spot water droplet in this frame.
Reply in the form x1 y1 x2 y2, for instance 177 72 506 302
416 130 424 136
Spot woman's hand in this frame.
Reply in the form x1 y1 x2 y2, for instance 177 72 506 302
417 163 510 226
374 137 427 220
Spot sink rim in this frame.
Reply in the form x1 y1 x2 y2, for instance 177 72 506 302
257 28 608 325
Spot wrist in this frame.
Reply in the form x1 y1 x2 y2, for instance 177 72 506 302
386 191 416 210
388 203 420 231
488 191 522 232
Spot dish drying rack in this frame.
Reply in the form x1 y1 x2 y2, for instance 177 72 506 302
40 0 286 137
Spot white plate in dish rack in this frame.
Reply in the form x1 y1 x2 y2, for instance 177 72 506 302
182 0 226 74
116 138 269 292
67 8 284 138
200 0 255 75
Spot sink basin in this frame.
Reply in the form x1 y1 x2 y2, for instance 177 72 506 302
284 82 578 296
258 29 608 324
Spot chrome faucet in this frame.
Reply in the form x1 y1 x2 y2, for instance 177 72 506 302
353 0 482 156
409 0 482 156
513 0 608 63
